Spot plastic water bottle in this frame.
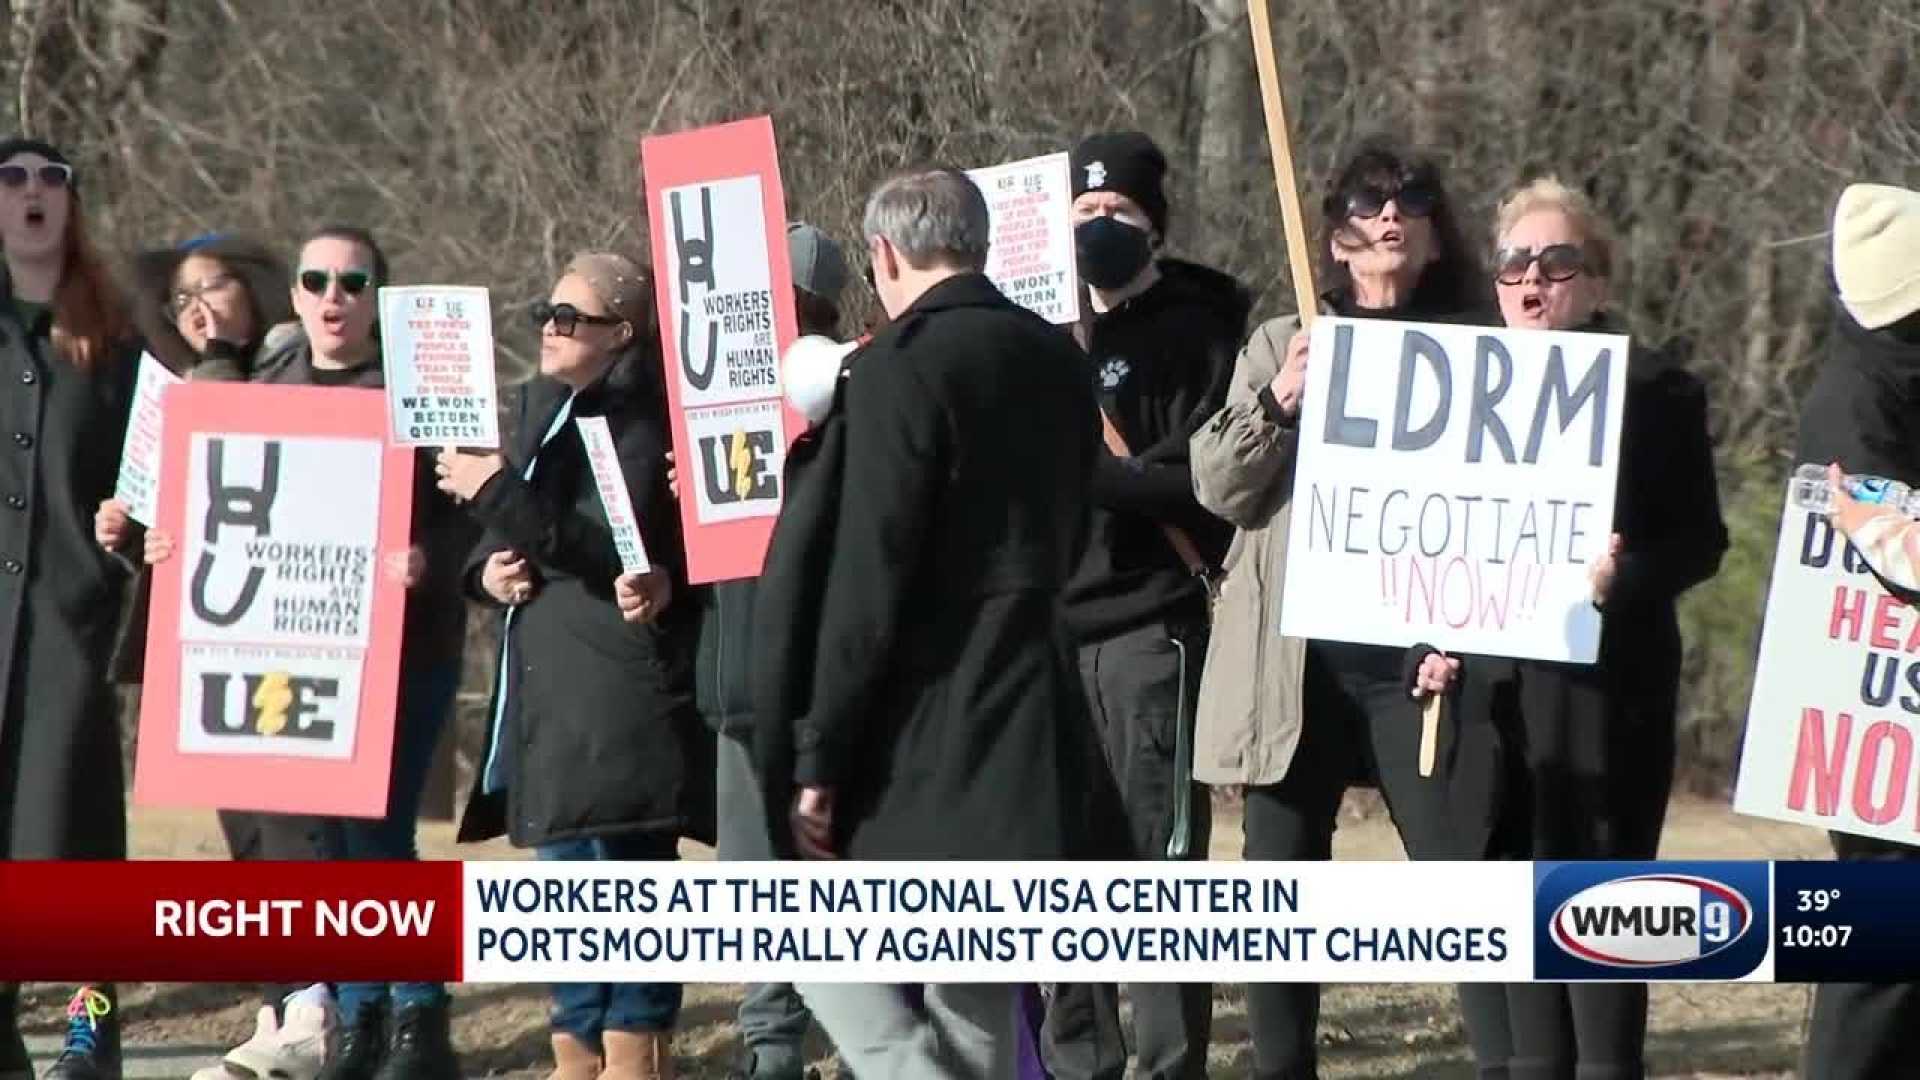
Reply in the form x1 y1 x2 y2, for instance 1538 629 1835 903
1791 462 1920 516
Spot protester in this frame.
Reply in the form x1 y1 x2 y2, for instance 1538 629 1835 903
145 225 475 1080
749 166 1103 1079
453 251 707 1080
100 233 293 679
1409 176 1727 1080
1794 181 1920 1080
683 221 845 1080
1043 130 1248 1080
1188 138 1483 1080
0 136 140 1080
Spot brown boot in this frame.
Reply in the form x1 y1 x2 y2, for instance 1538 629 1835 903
598 1030 673 1080
548 1032 601 1080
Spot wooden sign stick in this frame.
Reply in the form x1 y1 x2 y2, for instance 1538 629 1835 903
1246 0 1319 328
1419 693 1441 778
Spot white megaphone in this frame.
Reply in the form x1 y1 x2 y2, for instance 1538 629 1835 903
782 334 859 426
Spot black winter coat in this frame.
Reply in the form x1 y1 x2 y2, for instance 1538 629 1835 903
1409 322 1728 861
694 576 757 734
457 353 713 848
1064 259 1248 642
1794 299 1920 860
757 273 1117 860
0 291 140 860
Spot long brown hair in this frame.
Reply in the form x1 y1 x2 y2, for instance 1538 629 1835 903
48 193 133 370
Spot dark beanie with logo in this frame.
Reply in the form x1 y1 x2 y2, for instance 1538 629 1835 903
1070 131 1169 237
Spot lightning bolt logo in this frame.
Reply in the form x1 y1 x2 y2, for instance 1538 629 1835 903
252 672 294 736
729 430 752 497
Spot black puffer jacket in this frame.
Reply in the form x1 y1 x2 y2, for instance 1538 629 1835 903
457 352 713 847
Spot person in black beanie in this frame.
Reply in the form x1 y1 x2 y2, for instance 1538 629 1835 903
1041 130 1249 1080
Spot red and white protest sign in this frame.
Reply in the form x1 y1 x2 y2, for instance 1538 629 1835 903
378 285 501 448
641 116 802 583
967 151 1079 324
113 351 183 525
1736 479 1920 843
134 383 414 819
576 415 651 575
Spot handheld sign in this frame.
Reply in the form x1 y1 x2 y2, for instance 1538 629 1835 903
1735 473 1920 844
378 285 501 448
134 384 414 819
966 151 1079 324
641 116 803 584
114 352 182 526
576 416 651 575
1280 317 1630 663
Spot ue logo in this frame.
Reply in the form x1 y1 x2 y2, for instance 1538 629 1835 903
1534 862 1770 981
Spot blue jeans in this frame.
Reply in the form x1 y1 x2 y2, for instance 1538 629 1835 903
333 662 461 1016
538 832 683 1039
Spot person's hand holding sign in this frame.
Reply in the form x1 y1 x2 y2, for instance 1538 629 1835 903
1410 650 1461 699
144 528 175 566
94 499 133 553
1589 533 1624 607
1267 327 1310 420
481 550 536 607
1825 462 1881 536
434 447 504 503
663 450 679 502
613 569 672 625
384 545 426 590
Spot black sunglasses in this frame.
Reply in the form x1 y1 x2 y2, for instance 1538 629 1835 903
531 301 623 337
0 162 72 190
1494 244 1586 286
1341 181 1439 221
297 268 372 297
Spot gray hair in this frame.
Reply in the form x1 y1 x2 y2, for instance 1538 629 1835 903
861 167 991 272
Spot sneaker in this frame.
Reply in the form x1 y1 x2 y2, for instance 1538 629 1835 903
726 1050 819 1080
370 1002 458 1080
41 986 119 1080
225 986 332 1080
314 1001 384 1080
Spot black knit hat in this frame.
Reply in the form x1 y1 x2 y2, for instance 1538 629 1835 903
0 137 73 186
1070 131 1169 237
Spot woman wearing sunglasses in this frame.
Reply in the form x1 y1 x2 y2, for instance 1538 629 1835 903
142 225 477 1080
0 136 144 1080
1188 138 1485 1080
447 253 703 1080
1408 177 1727 1080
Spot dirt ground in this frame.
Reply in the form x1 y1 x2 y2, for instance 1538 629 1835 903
15 795 1826 1078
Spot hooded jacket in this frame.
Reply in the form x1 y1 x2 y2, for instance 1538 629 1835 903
1062 258 1250 642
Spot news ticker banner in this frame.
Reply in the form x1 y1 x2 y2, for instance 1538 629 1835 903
0 861 1907 984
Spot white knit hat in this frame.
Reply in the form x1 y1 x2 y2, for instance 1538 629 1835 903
1834 183 1920 329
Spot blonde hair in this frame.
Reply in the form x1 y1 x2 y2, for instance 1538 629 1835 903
1494 177 1613 278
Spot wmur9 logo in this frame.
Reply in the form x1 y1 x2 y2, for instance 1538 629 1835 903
1534 862 1772 981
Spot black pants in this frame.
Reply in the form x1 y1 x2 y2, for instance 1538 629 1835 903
1237 645 1398 1080
1802 833 1920 1080
1456 663 1675 1080
1044 623 1213 1080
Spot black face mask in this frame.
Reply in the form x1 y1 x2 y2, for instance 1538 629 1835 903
1075 217 1154 290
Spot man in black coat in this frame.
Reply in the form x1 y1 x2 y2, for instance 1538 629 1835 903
1045 129 1246 1080
1796 182 1920 1080
761 165 1102 1079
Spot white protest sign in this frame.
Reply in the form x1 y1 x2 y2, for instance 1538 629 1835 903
1280 318 1629 662
114 352 182 525
1735 479 1920 844
662 174 782 412
378 286 501 448
177 434 382 761
966 152 1079 324
575 416 651 575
